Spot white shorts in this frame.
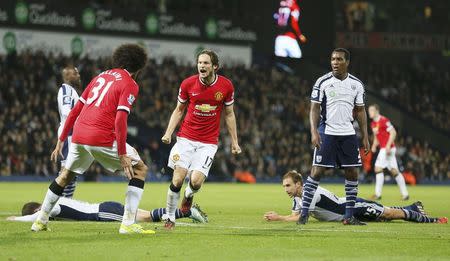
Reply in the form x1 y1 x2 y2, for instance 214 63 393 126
375 147 399 170
65 141 141 175
167 137 218 177
274 35 302 58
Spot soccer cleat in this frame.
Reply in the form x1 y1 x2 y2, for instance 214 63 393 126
297 215 309 225
343 216 367 225
436 217 448 224
413 201 426 215
119 223 155 234
190 204 208 223
31 220 50 232
181 196 193 214
164 219 175 230
370 195 382 201
402 195 410 201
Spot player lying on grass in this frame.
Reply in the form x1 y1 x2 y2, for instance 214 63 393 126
264 170 447 224
7 197 208 223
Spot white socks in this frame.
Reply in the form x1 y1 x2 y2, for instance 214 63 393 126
36 189 60 223
395 174 409 197
375 172 408 198
165 188 180 221
375 173 384 197
122 186 144 226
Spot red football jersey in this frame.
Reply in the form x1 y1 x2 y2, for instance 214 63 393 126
72 69 138 147
177 74 234 144
371 115 395 148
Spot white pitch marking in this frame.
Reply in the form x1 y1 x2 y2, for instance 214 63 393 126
0 212 17 215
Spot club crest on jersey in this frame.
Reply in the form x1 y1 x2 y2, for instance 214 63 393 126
214 91 224 101
173 154 180 162
127 94 135 105
316 155 322 163
63 96 71 105
351 85 356 90
195 104 217 112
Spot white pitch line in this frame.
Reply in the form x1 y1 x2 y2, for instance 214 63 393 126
0 212 17 215
175 222 387 233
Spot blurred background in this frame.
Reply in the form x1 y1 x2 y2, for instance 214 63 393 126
0 0 449 184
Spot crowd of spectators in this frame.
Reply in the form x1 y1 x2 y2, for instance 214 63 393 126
336 0 450 33
352 53 450 132
0 51 448 182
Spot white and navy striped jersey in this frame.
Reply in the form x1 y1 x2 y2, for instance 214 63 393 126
310 72 365 136
12 198 124 222
50 197 99 219
292 186 347 222
57 83 79 137
11 197 99 222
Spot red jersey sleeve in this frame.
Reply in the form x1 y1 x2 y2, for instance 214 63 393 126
290 3 302 37
224 82 235 106
117 81 138 114
59 101 83 142
177 80 189 103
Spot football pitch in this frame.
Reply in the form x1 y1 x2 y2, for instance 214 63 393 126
1 182 449 261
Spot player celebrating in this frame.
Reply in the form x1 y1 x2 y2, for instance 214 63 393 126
264 171 447 224
274 0 306 58
56 66 81 198
161 49 241 229
368 104 409 200
9 199 207 224
300 48 370 225
32 44 153 234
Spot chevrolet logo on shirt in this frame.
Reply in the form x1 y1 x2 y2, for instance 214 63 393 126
195 104 217 112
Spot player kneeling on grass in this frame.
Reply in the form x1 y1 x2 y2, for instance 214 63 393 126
8 198 208 224
264 170 447 224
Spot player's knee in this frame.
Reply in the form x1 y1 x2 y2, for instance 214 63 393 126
56 169 75 187
311 167 324 180
172 167 187 187
190 180 202 191
133 162 148 179
172 176 184 188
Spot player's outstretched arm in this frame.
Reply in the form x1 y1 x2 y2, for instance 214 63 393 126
162 101 187 144
224 105 241 154
355 105 370 154
7 211 40 222
264 211 299 222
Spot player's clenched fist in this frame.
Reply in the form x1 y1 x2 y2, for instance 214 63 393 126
231 143 242 154
161 134 171 144
299 34 307 44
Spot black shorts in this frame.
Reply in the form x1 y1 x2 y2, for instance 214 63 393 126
353 198 385 221
312 134 362 168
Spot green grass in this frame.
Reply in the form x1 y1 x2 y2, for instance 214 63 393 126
1 182 449 261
